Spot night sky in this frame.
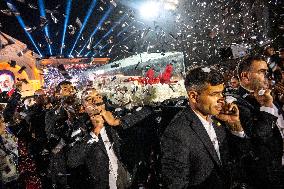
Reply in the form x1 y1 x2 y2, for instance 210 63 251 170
0 0 283 65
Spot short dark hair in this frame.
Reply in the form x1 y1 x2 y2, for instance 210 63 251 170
184 67 224 91
0 70 15 81
237 54 265 78
56 80 72 92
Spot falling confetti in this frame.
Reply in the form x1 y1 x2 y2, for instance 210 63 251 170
28 3 38 9
50 12 59 23
76 17 82 28
0 0 282 63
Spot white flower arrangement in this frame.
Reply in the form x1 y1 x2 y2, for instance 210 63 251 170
92 75 188 108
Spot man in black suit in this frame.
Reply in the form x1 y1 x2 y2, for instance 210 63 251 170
161 66 246 189
67 88 131 189
237 55 283 188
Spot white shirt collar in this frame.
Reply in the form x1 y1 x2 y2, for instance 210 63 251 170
193 110 212 127
89 127 106 143
240 84 254 93
90 127 106 138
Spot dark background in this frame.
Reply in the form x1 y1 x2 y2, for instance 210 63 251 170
0 0 283 66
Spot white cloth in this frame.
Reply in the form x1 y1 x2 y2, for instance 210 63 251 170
194 112 221 160
90 127 119 189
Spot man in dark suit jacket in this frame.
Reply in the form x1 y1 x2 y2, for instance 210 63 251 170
161 66 246 189
67 118 130 189
67 88 132 189
236 55 283 188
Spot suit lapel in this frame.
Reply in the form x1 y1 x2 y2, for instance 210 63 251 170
212 119 227 163
89 126 121 160
184 108 222 166
105 126 121 159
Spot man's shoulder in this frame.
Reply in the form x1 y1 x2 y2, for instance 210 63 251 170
170 108 189 122
164 108 194 134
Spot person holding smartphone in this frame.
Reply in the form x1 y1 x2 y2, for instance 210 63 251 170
161 66 247 189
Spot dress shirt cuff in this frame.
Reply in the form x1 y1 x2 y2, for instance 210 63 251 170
231 130 246 138
260 106 275 116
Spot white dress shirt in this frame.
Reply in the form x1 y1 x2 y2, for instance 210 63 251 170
194 112 221 160
90 127 119 189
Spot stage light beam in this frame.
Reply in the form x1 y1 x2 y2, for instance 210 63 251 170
60 0 72 55
77 6 113 56
38 0 52 56
5 0 43 57
68 0 98 56
83 12 127 56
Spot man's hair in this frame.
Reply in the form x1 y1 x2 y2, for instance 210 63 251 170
56 80 72 92
237 54 265 78
184 67 224 91
0 70 15 81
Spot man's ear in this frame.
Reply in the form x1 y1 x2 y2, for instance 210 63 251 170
188 90 199 103
240 72 249 81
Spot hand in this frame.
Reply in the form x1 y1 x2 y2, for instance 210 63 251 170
216 103 243 132
100 110 120 126
254 88 273 108
90 115 104 135
90 115 104 127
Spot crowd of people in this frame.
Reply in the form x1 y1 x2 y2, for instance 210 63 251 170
0 46 284 189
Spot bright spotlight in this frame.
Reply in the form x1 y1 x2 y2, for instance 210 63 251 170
139 1 160 19
164 0 179 10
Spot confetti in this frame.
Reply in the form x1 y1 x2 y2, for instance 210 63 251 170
68 25 76 35
0 10 14 16
76 17 82 28
28 3 38 9
50 13 59 23
40 16 48 28
110 0 117 7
